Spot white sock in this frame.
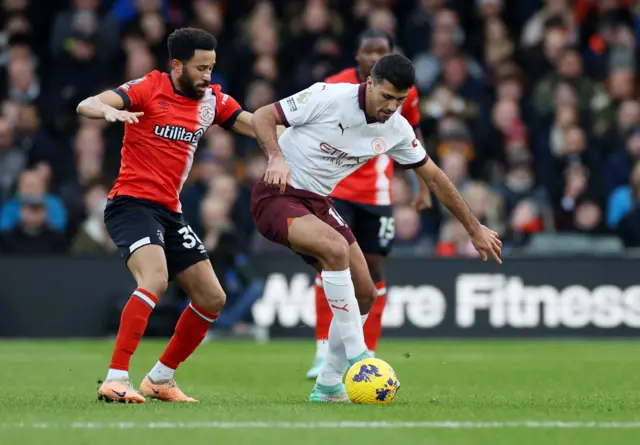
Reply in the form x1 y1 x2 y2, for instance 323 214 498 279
147 361 175 382
317 318 347 386
106 368 129 381
321 269 367 360
316 340 329 360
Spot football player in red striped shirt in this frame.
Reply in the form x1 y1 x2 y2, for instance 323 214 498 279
306 29 432 379
77 28 268 403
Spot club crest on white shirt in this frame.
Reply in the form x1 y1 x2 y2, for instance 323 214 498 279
297 91 312 104
199 104 214 125
372 138 387 154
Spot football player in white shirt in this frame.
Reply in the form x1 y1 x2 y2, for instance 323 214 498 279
250 54 502 402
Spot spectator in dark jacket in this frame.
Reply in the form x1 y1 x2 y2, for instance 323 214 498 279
606 125 640 196
618 161 640 247
0 195 66 253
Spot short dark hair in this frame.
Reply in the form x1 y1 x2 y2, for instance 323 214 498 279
167 28 217 62
357 28 394 51
543 15 568 32
370 54 415 91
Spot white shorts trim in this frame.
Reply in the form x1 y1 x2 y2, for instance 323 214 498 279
129 237 151 253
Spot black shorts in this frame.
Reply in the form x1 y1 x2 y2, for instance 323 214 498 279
104 195 209 279
332 198 394 256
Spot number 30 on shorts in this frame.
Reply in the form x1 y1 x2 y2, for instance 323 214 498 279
178 225 202 249
378 216 395 241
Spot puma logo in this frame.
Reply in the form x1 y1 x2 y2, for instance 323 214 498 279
331 303 349 312
338 123 349 135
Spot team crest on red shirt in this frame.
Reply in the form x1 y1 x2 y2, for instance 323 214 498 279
371 138 387 154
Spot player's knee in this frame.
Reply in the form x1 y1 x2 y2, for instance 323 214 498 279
136 268 169 298
318 236 350 271
192 287 226 314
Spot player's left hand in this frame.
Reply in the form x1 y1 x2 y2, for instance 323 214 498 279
412 189 432 212
470 225 503 264
264 154 291 194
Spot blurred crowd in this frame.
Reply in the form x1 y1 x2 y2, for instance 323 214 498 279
1 0 640 260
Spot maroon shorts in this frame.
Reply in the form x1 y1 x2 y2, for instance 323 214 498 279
250 181 356 264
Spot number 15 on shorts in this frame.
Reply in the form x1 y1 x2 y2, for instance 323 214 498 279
379 216 395 242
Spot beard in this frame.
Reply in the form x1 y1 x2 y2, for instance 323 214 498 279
178 70 208 99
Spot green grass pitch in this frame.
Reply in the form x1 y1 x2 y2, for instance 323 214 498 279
1 339 639 444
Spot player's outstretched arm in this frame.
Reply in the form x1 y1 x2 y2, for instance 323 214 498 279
414 159 503 263
407 127 432 212
252 104 291 193
76 91 144 123
230 110 287 139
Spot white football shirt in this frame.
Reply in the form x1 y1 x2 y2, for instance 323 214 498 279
275 82 428 196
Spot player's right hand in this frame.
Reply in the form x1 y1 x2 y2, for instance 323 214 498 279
470 225 503 264
264 154 291 194
104 109 144 124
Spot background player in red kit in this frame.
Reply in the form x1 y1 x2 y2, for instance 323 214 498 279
306 29 432 378
77 28 262 403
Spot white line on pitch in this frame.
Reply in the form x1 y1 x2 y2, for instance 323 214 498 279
3 421 640 430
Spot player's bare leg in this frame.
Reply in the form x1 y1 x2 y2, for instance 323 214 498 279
287 214 376 401
141 259 226 402
363 253 387 354
99 245 169 403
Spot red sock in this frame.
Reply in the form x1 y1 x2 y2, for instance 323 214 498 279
159 302 219 370
364 281 387 352
315 273 332 341
109 288 158 371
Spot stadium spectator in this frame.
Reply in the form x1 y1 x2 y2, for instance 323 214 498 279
0 168 66 231
413 9 484 93
605 125 640 197
233 151 266 239
520 17 571 87
7 56 39 104
59 124 105 232
0 116 25 202
505 198 546 249
495 161 553 228
180 151 224 236
435 218 479 258
0 0 637 256
520 0 578 49
0 194 66 253
617 161 640 247
198 196 264 337
70 179 117 254
393 204 433 255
